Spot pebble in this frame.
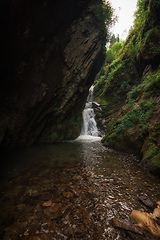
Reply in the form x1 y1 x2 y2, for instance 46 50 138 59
63 191 74 198
42 200 52 207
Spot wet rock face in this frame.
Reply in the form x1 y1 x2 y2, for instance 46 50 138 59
0 0 105 150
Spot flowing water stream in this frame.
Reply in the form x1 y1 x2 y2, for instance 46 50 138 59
0 87 160 239
0 142 160 240
77 85 101 142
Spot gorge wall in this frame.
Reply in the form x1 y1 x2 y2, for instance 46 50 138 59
94 0 160 175
0 0 106 151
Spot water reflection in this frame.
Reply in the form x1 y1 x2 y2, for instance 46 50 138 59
0 141 160 239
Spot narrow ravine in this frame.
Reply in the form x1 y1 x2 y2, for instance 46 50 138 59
1 1 160 239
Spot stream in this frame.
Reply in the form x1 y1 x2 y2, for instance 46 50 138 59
0 140 160 240
1 86 160 239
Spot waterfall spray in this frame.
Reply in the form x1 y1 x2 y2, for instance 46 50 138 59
81 86 98 136
76 86 101 141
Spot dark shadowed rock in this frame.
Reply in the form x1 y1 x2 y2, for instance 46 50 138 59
111 217 144 235
0 0 106 152
138 195 156 209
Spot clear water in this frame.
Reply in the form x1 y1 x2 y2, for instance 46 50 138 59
0 140 160 239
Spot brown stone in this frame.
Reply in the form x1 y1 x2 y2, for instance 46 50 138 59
111 217 143 235
138 195 155 209
52 209 64 219
17 203 26 210
63 191 74 198
54 197 62 203
42 200 52 207
32 235 51 240
50 203 62 213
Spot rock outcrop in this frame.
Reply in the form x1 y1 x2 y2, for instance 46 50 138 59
0 0 106 151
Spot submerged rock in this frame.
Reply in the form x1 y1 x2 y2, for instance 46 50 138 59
63 191 74 198
42 200 52 207
111 217 143 235
138 195 156 209
50 203 62 213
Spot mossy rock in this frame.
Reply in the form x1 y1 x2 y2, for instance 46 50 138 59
148 0 160 20
142 141 158 162
151 152 160 168
141 121 160 174
140 26 160 60
51 132 58 142
102 131 122 148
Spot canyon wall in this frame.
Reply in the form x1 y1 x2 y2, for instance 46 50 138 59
94 0 160 175
0 0 106 151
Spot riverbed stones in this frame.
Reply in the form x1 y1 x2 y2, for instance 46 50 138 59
31 234 51 240
1 144 160 240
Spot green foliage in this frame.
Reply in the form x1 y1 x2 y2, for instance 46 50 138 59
95 41 127 98
109 34 116 48
96 1 114 26
97 58 131 97
95 0 160 99
95 1 116 42
118 99 157 134
111 42 124 54
118 70 159 138
105 41 124 64
105 49 114 64
117 0 160 61
120 81 128 91
127 68 160 100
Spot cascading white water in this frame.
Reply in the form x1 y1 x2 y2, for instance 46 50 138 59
81 85 98 136
76 86 101 141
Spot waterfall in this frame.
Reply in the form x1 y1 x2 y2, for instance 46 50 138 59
76 86 101 141
81 86 98 136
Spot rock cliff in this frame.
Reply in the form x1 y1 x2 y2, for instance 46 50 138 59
94 0 160 175
0 0 106 151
